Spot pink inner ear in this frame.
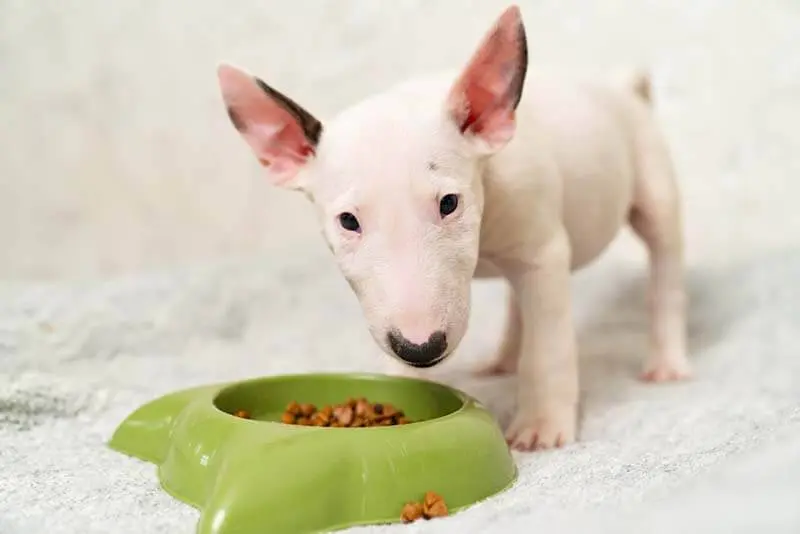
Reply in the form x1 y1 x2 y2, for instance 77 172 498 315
448 6 527 147
218 64 316 186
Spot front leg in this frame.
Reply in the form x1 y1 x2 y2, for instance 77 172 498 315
505 232 579 451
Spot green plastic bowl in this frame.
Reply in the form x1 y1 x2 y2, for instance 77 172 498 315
108 373 516 533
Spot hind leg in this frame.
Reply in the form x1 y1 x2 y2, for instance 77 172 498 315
629 124 691 382
473 285 522 376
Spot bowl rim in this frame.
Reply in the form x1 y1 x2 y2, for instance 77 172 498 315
210 371 474 431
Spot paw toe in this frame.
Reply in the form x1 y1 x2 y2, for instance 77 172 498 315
504 413 576 452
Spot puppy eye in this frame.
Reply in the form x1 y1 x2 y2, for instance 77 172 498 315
338 212 361 233
439 194 459 218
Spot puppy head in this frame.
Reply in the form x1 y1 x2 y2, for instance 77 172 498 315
217 6 528 368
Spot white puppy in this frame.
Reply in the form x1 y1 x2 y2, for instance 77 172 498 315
216 5 690 451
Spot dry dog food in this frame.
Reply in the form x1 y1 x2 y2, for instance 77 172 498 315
230 398 411 426
401 491 448 523
280 398 411 427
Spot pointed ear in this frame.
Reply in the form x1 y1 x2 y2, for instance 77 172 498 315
446 6 528 153
217 63 322 189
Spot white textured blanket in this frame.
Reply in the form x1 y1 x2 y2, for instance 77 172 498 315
2 245 799 533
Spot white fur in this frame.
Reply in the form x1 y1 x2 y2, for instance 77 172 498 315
218 6 689 451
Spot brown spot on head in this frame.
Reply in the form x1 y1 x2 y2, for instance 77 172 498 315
427 161 439 171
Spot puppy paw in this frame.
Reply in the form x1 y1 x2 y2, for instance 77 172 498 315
640 356 691 383
504 405 577 451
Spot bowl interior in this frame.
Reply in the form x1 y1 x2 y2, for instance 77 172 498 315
213 373 465 424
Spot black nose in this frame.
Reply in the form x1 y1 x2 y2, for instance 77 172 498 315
387 331 448 368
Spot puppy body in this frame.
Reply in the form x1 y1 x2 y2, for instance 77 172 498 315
217 6 689 450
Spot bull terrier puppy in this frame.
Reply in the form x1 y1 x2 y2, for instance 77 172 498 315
216 5 690 451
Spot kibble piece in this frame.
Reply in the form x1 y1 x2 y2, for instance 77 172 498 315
310 415 326 426
422 492 448 519
233 409 251 419
423 491 441 508
333 405 354 426
424 499 448 519
354 399 370 417
400 502 424 523
285 401 301 415
280 412 295 424
299 403 316 417
374 413 396 424
314 411 331 426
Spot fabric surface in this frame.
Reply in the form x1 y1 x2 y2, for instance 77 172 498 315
2 247 800 533
2 0 800 533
